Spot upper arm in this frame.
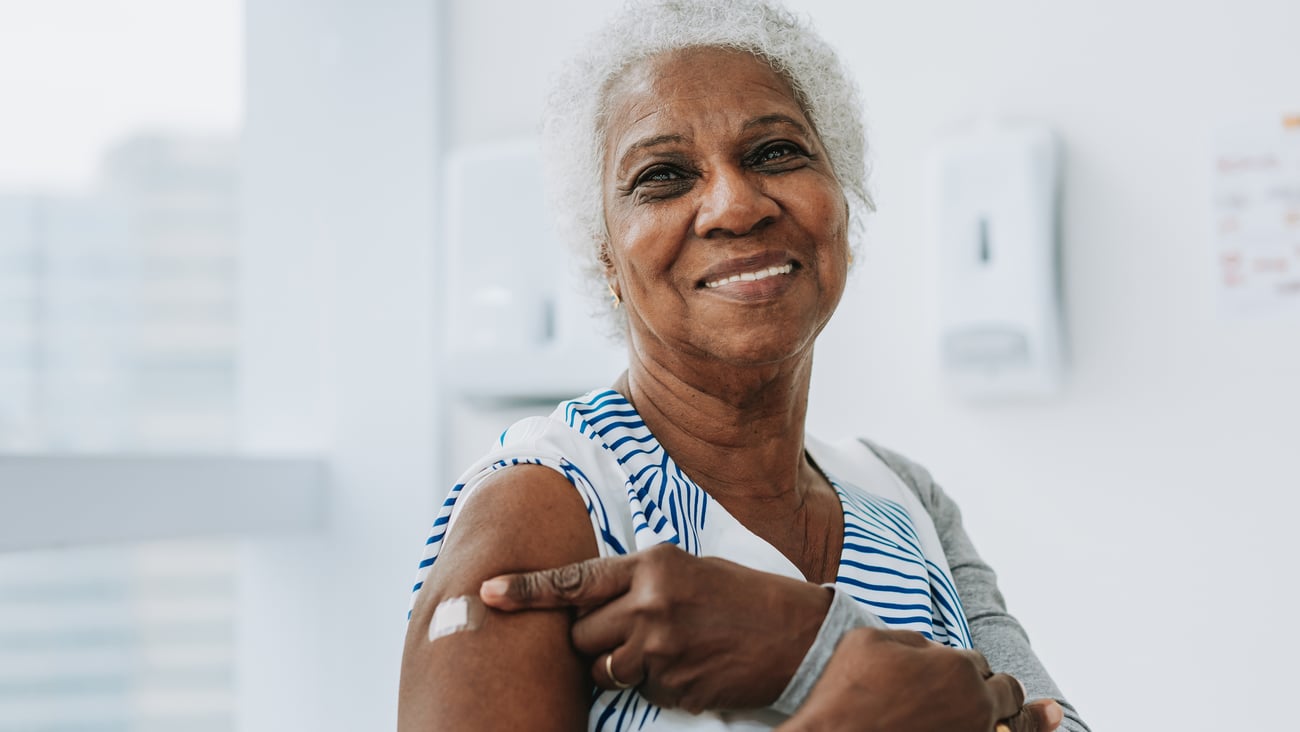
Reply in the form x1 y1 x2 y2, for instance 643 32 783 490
398 464 601 732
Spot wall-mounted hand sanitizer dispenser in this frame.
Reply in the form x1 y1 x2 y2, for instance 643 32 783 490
929 122 1065 399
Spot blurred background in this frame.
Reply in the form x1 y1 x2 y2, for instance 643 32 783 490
1 0 1297 730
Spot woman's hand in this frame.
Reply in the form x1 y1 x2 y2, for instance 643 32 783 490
479 543 832 712
480 545 1064 729
774 627 1060 732
1003 700 1066 732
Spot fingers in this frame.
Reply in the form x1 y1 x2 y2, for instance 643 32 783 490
593 648 643 691
1003 700 1064 732
985 672 1027 721
1034 700 1065 730
480 554 636 611
957 647 993 679
570 599 634 654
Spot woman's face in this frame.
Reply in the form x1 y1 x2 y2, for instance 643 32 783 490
601 47 850 370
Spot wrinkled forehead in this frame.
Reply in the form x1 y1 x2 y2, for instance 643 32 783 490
599 47 811 168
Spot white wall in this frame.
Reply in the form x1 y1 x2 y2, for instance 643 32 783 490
445 1 1300 729
796 4 1300 730
238 1 440 729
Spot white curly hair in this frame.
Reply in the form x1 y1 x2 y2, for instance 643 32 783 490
542 0 872 328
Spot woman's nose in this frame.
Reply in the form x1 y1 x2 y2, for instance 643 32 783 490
693 167 780 239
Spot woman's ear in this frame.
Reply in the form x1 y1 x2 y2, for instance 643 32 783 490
597 240 617 277
598 242 623 308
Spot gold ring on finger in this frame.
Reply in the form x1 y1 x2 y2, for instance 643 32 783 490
605 653 634 690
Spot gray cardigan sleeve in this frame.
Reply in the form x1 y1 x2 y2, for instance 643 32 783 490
772 441 1089 732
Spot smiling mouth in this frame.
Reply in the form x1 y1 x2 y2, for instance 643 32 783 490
703 263 795 289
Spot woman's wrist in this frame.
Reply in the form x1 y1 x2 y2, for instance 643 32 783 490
770 585 884 715
743 577 836 708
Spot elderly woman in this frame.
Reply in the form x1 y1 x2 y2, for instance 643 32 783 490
400 1 1087 730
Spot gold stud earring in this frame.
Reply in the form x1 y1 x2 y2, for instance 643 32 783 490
608 283 621 310
847 249 855 266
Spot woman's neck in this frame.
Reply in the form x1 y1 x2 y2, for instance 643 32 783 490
616 342 844 584
615 345 819 510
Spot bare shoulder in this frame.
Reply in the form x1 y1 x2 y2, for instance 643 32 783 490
399 464 600 731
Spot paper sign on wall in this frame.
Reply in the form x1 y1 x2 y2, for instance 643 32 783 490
1211 114 1300 316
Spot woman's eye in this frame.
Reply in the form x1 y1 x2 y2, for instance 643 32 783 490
752 142 807 167
636 166 683 186
629 165 693 201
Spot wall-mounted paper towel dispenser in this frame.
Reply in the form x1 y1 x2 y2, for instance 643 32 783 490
929 122 1065 398
443 140 623 401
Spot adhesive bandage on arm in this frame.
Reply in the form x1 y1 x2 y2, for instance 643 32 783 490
428 595 486 641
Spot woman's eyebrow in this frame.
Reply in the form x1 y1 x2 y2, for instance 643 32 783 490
743 113 810 135
617 133 688 171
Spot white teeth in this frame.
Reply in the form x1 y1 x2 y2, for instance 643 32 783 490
705 263 793 288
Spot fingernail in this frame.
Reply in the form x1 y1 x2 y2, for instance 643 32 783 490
1016 676 1027 700
480 578 509 601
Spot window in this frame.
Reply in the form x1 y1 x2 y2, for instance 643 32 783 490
0 541 237 731
0 3 244 728
2 3 441 728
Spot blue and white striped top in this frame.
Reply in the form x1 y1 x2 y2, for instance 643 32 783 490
412 389 971 731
